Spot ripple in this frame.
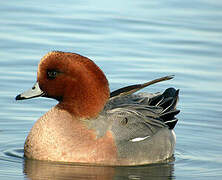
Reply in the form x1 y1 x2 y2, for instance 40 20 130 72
4 148 24 160
0 142 24 164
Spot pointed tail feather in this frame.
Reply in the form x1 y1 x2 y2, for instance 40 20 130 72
110 75 174 98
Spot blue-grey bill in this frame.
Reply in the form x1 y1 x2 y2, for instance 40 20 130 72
15 82 45 100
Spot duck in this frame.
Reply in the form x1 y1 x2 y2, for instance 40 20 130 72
16 51 180 166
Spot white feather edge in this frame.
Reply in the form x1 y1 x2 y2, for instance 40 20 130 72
130 135 150 142
130 130 176 143
172 130 176 142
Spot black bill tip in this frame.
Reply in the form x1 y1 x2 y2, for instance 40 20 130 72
15 94 25 100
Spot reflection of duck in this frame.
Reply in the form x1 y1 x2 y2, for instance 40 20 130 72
16 51 180 165
24 158 175 180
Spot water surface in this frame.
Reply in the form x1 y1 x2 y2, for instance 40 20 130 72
1 0 222 179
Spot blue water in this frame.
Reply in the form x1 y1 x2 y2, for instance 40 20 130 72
1 0 222 179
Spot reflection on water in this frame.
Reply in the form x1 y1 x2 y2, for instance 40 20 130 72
24 158 175 180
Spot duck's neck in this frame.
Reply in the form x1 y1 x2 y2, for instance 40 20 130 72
57 86 110 119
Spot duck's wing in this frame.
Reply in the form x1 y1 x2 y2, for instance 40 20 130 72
107 105 167 142
107 75 179 129
105 84 179 137
102 88 179 146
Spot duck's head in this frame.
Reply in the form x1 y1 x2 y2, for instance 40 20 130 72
16 51 110 118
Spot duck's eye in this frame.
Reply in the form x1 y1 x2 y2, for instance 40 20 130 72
47 69 59 80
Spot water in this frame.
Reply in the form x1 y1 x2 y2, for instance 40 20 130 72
1 0 222 179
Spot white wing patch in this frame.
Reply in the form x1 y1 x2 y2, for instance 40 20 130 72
130 135 150 142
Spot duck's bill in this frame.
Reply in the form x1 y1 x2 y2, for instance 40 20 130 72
15 82 45 100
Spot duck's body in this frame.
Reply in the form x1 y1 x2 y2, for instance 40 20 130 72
16 51 180 166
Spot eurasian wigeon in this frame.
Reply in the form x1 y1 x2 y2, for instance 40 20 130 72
16 51 180 166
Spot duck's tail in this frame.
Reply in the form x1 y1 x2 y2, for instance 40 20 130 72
149 88 180 129
110 75 174 98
